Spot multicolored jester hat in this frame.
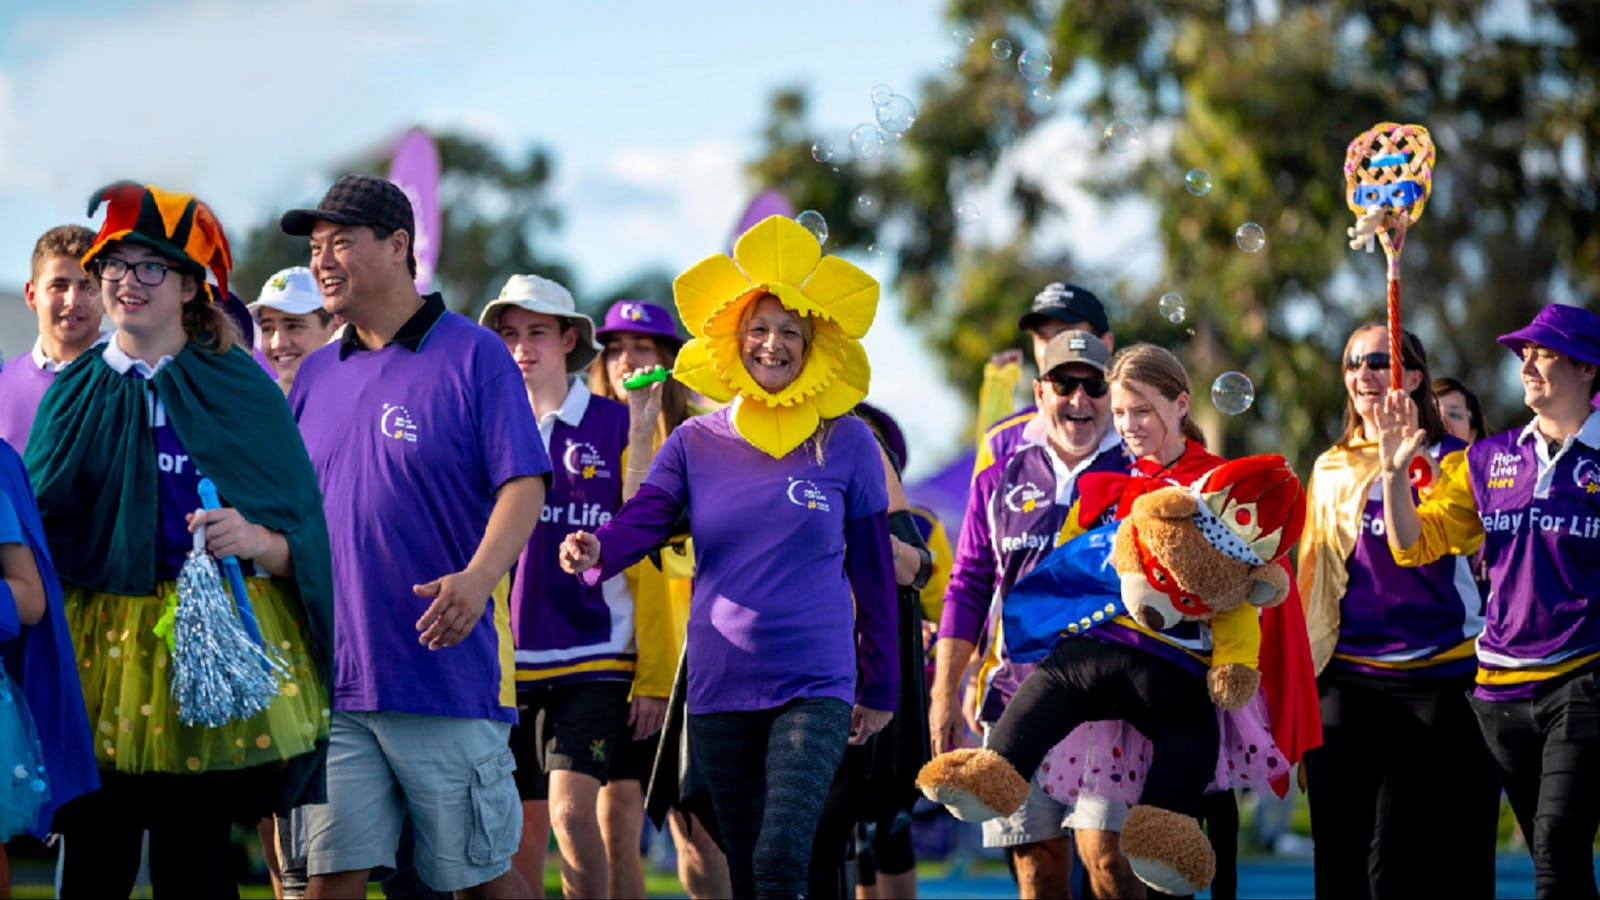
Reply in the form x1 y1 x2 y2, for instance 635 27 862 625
1344 122 1436 393
670 215 879 458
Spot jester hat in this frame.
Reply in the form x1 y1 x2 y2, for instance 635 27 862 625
672 215 879 458
83 181 233 304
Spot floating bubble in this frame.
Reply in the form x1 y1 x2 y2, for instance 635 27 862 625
1185 168 1213 196
856 193 877 218
1018 48 1052 82
1027 86 1055 114
866 243 883 257
875 95 917 134
1159 292 1186 323
991 38 1014 60
849 124 885 161
1103 120 1140 153
796 210 829 245
810 140 837 164
1211 372 1256 415
952 23 976 46
940 55 958 70
1235 222 1266 253
956 201 981 223
871 84 895 107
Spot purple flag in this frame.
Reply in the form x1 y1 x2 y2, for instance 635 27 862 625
388 127 442 293
729 189 794 251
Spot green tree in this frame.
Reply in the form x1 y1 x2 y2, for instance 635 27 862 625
232 131 572 321
748 0 1599 472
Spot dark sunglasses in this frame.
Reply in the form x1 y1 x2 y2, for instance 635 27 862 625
1344 351 1392 372
1041 372 1109 398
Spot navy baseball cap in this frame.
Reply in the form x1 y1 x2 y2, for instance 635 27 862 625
1019 282 1110 336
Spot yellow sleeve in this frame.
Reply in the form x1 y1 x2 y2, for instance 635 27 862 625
917 514 953 622
627 560 677 699
1208 603 1261 671
1391 449 1485 567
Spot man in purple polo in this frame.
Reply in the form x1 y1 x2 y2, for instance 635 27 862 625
973 282 1116 476
282 174 549 899
0 225 103 451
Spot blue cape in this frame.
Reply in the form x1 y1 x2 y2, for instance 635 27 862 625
1002 519 1125 664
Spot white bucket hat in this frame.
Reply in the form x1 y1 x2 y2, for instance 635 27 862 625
478 274 602 373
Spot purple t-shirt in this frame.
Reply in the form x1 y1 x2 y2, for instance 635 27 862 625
0 355 57 454
595 407 892 714
291 311 551 723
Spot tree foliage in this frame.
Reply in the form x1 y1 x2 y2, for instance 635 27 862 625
748 0 1599 472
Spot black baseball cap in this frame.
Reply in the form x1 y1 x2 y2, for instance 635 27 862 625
280 174 415 238
1018 281 1110 336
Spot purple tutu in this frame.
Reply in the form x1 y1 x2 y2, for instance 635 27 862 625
1039 689 1283 808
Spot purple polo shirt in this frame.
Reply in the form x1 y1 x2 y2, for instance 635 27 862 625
509 378 634 687
1468 412 1600 700
291 301 551 723
0 355 54 454
593 406 893 714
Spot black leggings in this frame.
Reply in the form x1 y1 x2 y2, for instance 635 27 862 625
1471 669 1600 900
1305 668 1499 898
689 698 851 900
988 638 1219 819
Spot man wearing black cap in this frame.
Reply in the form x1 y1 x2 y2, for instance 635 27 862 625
973 282 1115 478
280 174 550 899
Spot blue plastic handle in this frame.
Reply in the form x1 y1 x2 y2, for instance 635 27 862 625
197 478 269 664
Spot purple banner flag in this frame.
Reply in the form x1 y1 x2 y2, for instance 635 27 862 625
387 127 442 293
729 188 794 251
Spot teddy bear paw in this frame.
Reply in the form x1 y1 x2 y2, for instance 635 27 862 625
914 748 1030 823
1207 662 1261 712
1121 803 1216 895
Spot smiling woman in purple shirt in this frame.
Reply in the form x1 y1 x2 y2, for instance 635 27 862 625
560 216 897 900
1376 304 1600 899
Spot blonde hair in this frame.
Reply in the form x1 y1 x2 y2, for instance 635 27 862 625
1107 343 1206 447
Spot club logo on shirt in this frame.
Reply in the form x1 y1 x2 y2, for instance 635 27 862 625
562 440 611 480
379 403 419 443
1575 458 1600 494
1004 482 1051 514
786 477 832 512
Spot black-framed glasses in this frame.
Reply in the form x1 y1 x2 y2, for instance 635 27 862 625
1344 351 1392 372
95 257 180 287
1041 372 1109 398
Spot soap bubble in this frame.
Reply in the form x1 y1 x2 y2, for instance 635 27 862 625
870 84 895 107
796 210 829 245
855 193 878 218
1211 372 1256 415
1103 120 1140 153
1184 168 1213 196
1027 86 1055 114
1158 292 1186 323
1235 222 1266 253
952 23 975 47
875 95 917 134
810 140 836 164
955 202 981 223
991 38 1014 60
1018 48 1052 82
849 124 885 161
865 243 883 258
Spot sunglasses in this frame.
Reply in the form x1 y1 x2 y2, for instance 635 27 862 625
1042 372 1109 398
1344 351 1393 372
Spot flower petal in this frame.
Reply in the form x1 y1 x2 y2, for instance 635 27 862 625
812 330 871 419
800 256 879 338
733 216 821 288
673 255 752 338
671 337 735 403
732 395 821 458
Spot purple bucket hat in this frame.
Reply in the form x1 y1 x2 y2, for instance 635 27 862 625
1497 303 1600 407
595 299 684 349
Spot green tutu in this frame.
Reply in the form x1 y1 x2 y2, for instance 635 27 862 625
66 578 329 775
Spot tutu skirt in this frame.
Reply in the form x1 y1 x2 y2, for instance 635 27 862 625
1039 690 1283 808
0 665 49 840
65 577 329 775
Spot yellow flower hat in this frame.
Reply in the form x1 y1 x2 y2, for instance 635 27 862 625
672 215 879 458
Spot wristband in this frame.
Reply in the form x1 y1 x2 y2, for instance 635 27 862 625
910 545 934 593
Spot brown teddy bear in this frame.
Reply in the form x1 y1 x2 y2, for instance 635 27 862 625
917 455 1307 895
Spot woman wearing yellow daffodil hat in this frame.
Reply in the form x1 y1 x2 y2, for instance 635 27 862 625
560 215 898 897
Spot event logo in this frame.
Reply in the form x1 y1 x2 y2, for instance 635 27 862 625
379 403 419 443
1004 482 1050 514
1576 458 1600 494
618 302 650 324
562 440 611 480
1485 450 1520 490
787 477 831 512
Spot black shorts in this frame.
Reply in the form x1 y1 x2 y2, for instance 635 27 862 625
603 732 663 785
509 680 631 800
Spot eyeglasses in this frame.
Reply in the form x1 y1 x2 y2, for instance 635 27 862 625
1042 372 1109 398
1344 351 1392 372
95 257 182 287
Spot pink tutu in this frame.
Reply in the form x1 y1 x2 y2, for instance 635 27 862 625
1038 690 1283 808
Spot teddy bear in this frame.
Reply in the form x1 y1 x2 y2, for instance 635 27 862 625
917 454 1307 895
